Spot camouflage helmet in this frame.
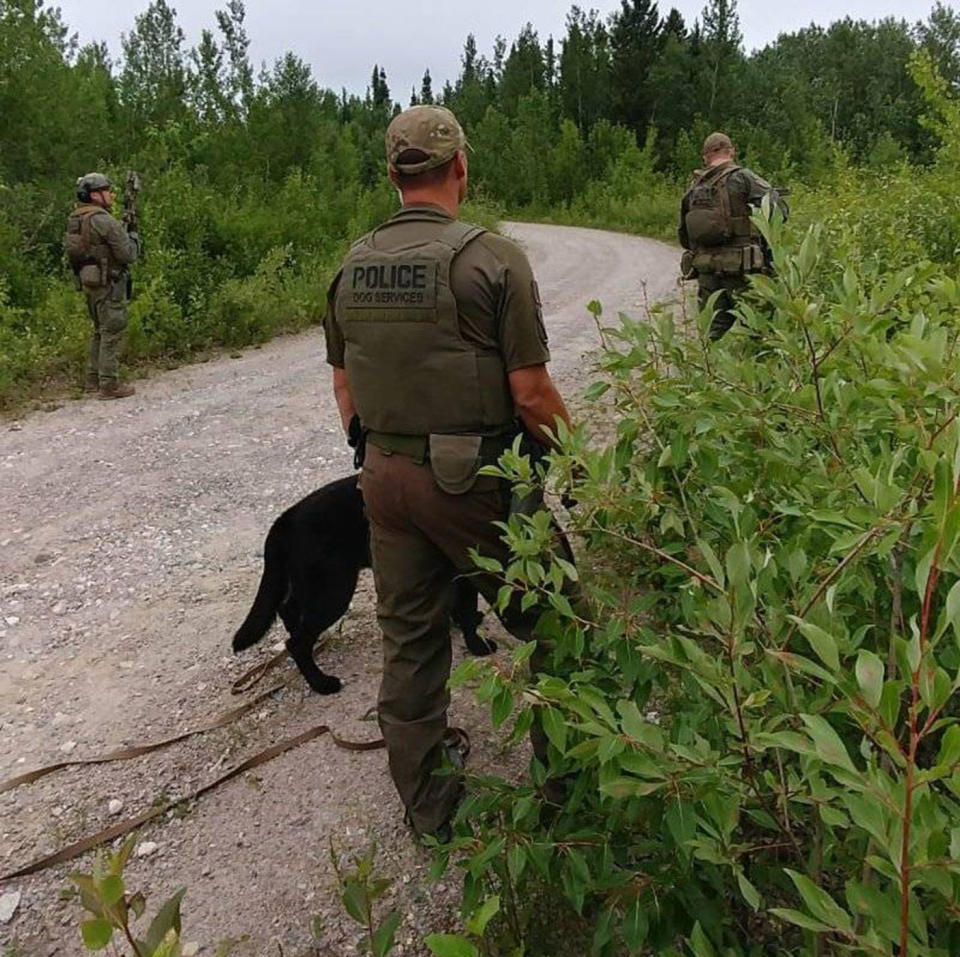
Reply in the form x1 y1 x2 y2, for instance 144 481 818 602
385 106 467 175
702 132 734 158
76 172 113 202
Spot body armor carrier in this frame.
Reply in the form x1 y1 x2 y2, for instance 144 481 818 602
683 165 765 277
335 217 514 437
64 205 115 288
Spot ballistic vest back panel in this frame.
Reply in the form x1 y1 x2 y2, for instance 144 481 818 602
336 217 515 436
64 205 114 281
683 164 758 251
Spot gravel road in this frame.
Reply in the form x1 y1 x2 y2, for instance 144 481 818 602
0 222 678 956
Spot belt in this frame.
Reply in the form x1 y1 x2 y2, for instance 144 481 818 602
366 431 512 465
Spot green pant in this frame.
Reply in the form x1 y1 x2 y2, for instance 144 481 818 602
698 274 747 341
84 278 129 384
360 443 545 835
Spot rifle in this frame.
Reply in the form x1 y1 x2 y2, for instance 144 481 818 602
122 170 142 296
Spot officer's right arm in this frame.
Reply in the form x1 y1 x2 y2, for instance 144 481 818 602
509 365 571 448
489 236 572 446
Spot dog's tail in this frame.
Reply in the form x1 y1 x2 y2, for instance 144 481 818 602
232 523 286 652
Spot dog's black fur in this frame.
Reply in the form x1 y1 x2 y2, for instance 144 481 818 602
232 474 494 694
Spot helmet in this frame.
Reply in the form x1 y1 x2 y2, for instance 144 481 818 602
76 172 113 203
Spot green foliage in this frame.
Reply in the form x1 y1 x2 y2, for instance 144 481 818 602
330 842 401 957
3 1 958 406
447 201 960 954
69 835 191 956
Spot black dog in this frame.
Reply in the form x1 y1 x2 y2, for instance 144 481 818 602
232 474 495 694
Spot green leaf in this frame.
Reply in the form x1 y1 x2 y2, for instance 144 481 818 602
150 930 182 957
128 892 147 920
725 541 751 588
688 921 716 957
769 908 833 933
945 580 960 641
855 651 884 709
80 918 114 950
938 725 960 769
466 895 500 937
800 714 856 773
540 706 567 754
785 869 853 931
97 874 124 907
144 887 186 954
491 687 513 729
792 619 840 672
371 910 401 957
622 897 648 951
696 539 725 588
737 870 761 911
425 933 479 957
340 880 369 925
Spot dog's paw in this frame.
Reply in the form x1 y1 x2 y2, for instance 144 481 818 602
309 673 344 695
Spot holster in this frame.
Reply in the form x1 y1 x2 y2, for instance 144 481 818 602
347 414 368 469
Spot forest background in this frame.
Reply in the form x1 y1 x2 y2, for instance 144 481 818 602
1 0 959 405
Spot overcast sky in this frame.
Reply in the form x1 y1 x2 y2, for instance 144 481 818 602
55 0 951 100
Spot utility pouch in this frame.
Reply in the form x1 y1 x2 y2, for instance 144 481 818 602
693 247 745 276
78 264 101 288
428 434 482 495
745 244 766 272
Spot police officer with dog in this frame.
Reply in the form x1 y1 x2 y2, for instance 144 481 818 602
679 132 788 340
64 173 140 399
323 105 572 840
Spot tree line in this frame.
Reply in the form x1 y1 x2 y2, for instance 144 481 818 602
0 0 958 395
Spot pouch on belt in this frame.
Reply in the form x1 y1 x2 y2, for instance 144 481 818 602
428 434 482 495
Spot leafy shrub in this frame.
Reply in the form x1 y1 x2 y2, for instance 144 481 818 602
441 209 960 955
69 836 190 956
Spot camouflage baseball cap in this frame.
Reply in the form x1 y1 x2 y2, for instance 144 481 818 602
702 132 734 156
386 106 467 174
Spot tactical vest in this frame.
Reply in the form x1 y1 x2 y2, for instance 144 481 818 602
335 217 514 437
683 165 766 276
64 204 115 287
684 164 762 248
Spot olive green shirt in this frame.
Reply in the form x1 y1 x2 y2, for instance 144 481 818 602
324 204 550 372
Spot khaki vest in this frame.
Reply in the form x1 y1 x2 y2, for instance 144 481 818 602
64 204 115 287
336 217 514 437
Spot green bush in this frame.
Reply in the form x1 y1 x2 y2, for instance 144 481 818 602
440 208 960 955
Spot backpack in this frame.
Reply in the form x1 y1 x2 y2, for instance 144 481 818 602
683 165 742 249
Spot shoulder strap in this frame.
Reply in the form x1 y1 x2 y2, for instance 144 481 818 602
363 217 485 254
435 220 486 253
698 163 741 188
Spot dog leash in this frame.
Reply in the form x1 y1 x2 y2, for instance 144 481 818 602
0 682 287 795
230 648 289 694
1 649 386 881
0 721 384 881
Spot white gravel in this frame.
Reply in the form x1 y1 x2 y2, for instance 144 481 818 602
0 223 679 955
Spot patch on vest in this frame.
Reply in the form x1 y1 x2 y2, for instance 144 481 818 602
343 259 438 319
